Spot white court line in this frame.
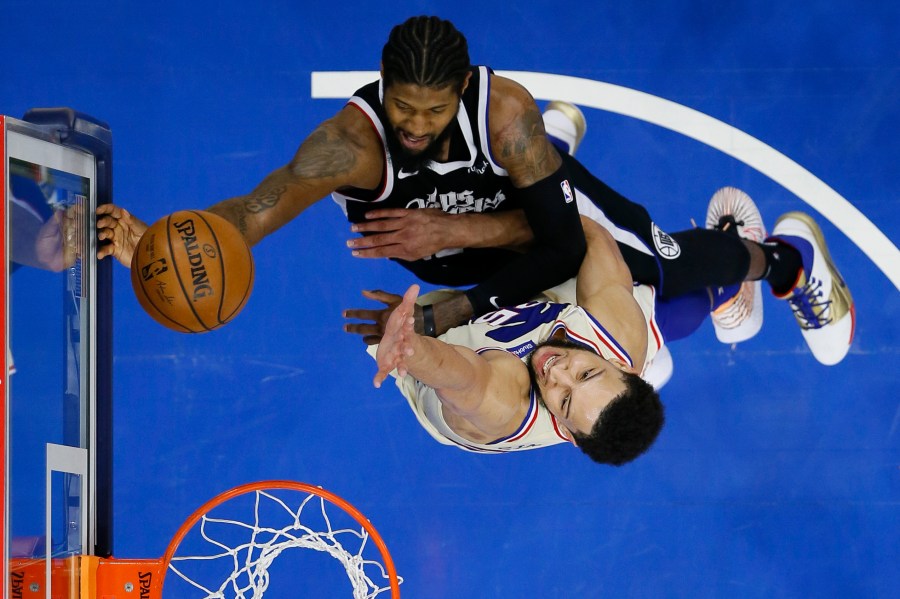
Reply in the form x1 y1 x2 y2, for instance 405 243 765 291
311 70 900 291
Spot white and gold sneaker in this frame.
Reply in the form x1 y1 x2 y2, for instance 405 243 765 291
769 212 855 365
543 101 587 156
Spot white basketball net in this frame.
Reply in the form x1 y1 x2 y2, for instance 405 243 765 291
165 488 400 598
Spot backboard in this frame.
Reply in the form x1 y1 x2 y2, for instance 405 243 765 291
1 110 112 598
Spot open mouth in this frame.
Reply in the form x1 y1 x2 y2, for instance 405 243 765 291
534 349 562 384
398 130 430 151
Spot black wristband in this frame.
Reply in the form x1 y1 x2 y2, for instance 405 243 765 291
421 304 437 337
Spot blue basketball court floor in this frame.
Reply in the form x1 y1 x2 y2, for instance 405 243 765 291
4 1 898 597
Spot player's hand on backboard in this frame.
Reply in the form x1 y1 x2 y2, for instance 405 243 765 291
96 204 148 267
343 288 423 345
35 206 80 272
346 208 456 261
370 284 420 388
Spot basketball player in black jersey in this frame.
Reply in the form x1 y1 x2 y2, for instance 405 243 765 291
97 15 853 365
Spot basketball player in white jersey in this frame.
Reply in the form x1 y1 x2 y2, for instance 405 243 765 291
370 188 857 463
371 218 666 465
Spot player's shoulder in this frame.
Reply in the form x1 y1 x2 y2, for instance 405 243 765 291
289 104 383 189
485 73 543 150
487 71 533 99
320 104 381 151
580 292 648 366
487 73 536 115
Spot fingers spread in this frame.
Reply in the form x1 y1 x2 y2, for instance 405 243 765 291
344 309 381 332
360 289 401 304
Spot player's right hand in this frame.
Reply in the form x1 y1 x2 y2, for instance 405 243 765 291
343 288 425 344
347 208 456 261
96 204 148 267
371 284 420 388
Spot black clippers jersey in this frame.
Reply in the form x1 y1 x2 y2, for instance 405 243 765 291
331 66 524 287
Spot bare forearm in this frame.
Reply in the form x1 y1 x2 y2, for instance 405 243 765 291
207 166 322 247
208 111 375 247
403 334 482 394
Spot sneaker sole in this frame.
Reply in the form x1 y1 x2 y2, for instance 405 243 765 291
706 187 766 343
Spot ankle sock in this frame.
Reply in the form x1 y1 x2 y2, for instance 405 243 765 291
760 240 803 295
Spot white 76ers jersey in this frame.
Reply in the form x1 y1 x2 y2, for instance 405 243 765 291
386 283 662 454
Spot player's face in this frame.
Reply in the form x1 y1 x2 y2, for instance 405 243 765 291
528 341 630 438
383 82 461 157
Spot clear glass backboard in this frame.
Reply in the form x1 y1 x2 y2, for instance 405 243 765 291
2 111 112 599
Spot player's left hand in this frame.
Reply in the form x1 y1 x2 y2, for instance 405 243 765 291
343 289 422 345
346 208 456 261
96 204 148 266
371 284 420 388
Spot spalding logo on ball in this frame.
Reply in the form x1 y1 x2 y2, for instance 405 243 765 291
131 210 254 333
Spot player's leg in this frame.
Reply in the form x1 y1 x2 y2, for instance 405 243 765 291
558 151 753 294
663 207 854 365
562 138 854 365
562 154 854 364
542 101 587 156
644 288 719 390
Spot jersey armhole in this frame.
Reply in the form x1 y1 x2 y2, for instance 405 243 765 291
344 98 391 200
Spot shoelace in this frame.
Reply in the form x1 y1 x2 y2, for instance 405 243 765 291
787 278 832 329
714 216 745 234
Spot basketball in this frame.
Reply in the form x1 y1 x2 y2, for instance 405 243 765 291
130 210 255 333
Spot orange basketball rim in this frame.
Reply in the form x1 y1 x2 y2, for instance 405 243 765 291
10 481 401 598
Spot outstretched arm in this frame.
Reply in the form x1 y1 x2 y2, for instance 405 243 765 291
96 104 383 267
374 285 491 396
373 284 525 438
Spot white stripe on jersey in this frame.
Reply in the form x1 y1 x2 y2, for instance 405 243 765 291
331 96 395 210
575 191 655 257
477 66 509 176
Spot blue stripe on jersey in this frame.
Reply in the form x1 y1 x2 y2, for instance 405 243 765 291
579 309 632 366
487 394 538 445
481 302 568 344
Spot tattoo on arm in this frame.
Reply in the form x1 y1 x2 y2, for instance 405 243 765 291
497 107 559 185
292 127 358 180
221 121 359 240
246 186 286 213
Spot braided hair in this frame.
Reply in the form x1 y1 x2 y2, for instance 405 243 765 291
382 16 471 92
